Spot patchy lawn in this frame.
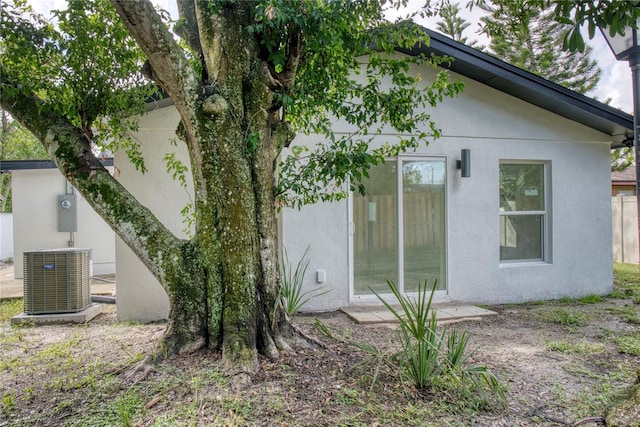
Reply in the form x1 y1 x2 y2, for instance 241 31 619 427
1 263 639 426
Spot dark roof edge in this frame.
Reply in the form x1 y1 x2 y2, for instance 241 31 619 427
0 158 114 172
399 27 634 144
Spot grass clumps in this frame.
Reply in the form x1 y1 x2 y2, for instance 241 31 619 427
540 308 586 326
613 262 640 303
546 339 606 354
615 332 640 357
0 299 22 322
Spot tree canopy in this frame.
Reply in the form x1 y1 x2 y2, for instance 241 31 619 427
0 110 48 212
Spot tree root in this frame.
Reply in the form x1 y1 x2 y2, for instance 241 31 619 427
122 354 156 386
290 322 326 349
572 417 605 426
526 405 605 426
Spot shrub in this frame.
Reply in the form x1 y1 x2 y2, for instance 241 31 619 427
372 280 505 402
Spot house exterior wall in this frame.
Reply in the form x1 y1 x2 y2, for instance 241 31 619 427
11 168 116 278
114 105 190 321
116 56 614 320
283 61 613 309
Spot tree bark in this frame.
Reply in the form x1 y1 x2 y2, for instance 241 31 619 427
111 0 297 373
3 0 300 378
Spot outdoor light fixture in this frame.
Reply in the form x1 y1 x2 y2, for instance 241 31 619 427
456 148 470 177
601 19 640 265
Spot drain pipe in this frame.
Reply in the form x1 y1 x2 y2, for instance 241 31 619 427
92 295 116 304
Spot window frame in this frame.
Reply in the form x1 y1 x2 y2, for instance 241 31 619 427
499 161 550 264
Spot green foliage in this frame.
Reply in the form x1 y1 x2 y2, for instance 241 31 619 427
371 280 505 402
435 1 480 46
476 2 601 94
278 247 330 315
1 0 153 169
0 113 47 160
468 0 640 53
260 1 464 208
611 147 634 172
0 112 48 212
163 152 189 188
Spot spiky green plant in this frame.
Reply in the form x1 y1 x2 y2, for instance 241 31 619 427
373 280 505 402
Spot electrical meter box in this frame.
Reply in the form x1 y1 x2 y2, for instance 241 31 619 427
58 194 77 232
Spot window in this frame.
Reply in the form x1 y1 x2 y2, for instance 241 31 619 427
352 158 446 297
499 162 547 262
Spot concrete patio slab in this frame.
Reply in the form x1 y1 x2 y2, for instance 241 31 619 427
341 304 496 324
10 303 103 325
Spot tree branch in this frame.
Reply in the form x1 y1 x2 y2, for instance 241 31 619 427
111 0 200 109
263 29 304 92
193 1 224 84
280 29 303 89
0 80 182 291
110 0 206 200
175 0 202 55
175 0 208 81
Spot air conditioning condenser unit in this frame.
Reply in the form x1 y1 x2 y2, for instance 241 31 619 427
23 248 92 315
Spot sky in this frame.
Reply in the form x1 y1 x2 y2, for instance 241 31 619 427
387 0 634 113
30 0 633 114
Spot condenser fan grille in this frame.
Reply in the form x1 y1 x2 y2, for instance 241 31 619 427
23 249 92 315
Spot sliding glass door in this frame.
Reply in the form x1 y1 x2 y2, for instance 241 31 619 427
353 158 446 297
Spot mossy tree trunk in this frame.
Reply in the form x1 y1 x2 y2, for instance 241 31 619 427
1 0 298 375
110 0 296 373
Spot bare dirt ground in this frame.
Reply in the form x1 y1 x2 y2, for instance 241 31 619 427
1 274 639 426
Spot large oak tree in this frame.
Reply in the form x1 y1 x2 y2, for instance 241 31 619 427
0 0 463 378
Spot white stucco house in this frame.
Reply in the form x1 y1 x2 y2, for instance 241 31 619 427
1 160 116 278
110 29 633 321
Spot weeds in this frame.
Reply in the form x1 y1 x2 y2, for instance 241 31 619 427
615 332 640 356
278 247 330 315
613 262 640 303
540 308 586 326
546 339 606 354
0 298 22 321
606 306 640 324
1 391 16 415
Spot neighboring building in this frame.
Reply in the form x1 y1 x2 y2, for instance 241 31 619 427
0 213 13 261
612 168 636 196
109 29 633 320
0 160 116 278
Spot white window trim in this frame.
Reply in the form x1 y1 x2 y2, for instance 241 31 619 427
348 155 449 303
499 160 551 265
